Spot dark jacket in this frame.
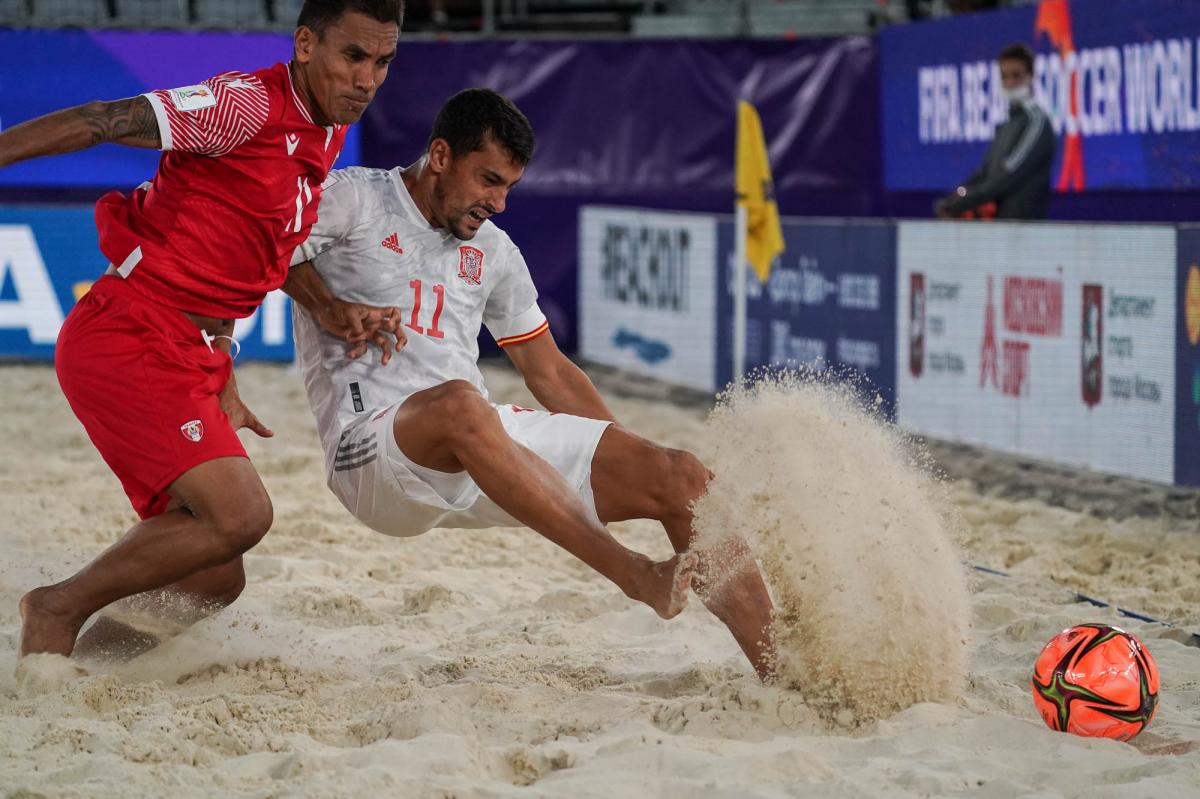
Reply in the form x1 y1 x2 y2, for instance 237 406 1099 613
939 99 1056 220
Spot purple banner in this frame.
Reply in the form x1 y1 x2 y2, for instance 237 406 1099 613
363 38 880 353
0 29 361 189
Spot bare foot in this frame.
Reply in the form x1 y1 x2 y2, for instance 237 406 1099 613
692 535 778 682
632 552 698 619
19 587 85 658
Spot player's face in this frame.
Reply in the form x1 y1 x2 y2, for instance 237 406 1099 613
298 11 398 125
433 136 525 241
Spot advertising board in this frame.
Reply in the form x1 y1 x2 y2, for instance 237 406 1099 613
579 206 718 391
897 220 1175 483
0 205 294 361
716 218 896 408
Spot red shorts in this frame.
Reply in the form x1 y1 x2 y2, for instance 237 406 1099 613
55 276 247 519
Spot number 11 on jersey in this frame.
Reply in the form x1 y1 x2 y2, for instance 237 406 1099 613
406 279 445 339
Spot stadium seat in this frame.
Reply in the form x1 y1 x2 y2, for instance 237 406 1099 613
29 0 107 27
192 0 268 28
114 0 188 27
643 0 877 38
632 13 731 37
751 2 873 37
0 0 27 25
275 0 303 27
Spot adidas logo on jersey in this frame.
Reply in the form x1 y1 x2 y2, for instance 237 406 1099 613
381 233 404 254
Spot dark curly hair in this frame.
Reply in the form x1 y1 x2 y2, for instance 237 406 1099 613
428 89 536 166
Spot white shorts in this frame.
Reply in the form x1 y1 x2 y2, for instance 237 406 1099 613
328 402 612 538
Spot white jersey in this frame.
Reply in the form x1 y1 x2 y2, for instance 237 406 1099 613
291 166 548 465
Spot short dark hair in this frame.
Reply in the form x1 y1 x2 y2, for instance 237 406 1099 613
297 0 405 37
428 89 536 166
999 42 1034 75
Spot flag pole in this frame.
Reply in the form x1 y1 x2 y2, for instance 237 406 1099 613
733 202 748 384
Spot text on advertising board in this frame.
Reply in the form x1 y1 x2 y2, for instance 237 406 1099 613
600 222 689 312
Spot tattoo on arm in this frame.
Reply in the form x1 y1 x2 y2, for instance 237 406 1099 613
78 96 161 146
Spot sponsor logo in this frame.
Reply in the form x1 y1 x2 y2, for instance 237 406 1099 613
612 327 671 364
980 275 1001 389
1186 265 1200 346
1193 361 1200 424
1186 265 1200 436
600 222 689 311
1081 283 1103 407
180 419 204 442
457 245 484 285
981 274 1055 398
1109 293 1156 318
909 272 925 377
1003 276 1063 337
838 273 881 311
759 256 834 308
381 232 404 255
0 224 65 345
169 85 216 113
285 133 300 155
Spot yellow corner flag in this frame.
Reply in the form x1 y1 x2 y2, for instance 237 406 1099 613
736 100 785 283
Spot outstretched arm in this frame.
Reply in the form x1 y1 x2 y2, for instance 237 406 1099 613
0 96 161 168
504 331 616 423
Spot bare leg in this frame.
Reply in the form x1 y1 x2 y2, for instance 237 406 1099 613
392 382 695 619
72 556 247 661
19 457 271 658
590 426 777 680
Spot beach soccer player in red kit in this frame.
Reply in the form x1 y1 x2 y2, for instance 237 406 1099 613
0 0 406 661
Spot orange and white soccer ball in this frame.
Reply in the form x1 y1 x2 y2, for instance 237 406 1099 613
1031 624 1159 741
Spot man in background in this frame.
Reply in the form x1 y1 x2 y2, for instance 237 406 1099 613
935 42 1056 221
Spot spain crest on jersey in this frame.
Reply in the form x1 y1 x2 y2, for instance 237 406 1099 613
180 419 205 442
457 246 484 286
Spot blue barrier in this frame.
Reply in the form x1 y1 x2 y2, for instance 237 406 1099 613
8 200 1200 492
715 218 897 410
1175 227 1200 487
0 204 294 361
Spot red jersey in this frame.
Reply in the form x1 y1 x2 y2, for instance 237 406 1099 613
95 62 347 318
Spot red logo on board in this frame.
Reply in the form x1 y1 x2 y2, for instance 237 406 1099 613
981 274 1042 398
457 246 484 285
909 273 926 377
1081 284 1103 407
980 276 999 390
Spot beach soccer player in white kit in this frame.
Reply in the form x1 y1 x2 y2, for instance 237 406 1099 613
286 89 776 678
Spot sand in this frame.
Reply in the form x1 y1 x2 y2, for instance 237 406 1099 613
691 376 970 726
1 361 1198 798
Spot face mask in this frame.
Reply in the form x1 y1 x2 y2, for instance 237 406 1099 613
1005 85 1032 104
